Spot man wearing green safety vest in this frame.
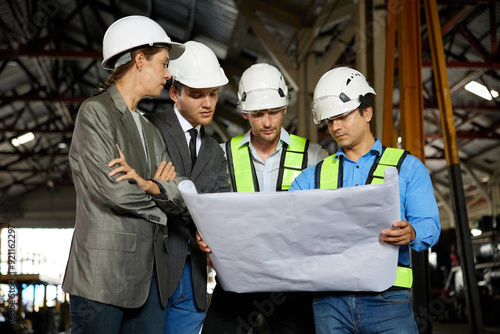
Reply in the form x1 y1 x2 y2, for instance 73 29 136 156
289 67 441 334
198 63 328 334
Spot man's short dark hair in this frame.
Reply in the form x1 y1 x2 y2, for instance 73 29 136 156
357 93 373 115
172 80 184 94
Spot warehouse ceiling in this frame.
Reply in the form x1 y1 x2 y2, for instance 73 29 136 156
0 0 499 231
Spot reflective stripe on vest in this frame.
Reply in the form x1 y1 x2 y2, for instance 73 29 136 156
317 154 342 190
227 134 257 192
367 147 407 185
315 146 412 288
277 134 309 191
394 266 413 289
227 134 309 192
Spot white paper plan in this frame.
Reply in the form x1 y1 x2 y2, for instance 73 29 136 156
178 167 401 293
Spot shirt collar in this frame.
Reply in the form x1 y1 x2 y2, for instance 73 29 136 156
334 137 383 161
239 127 290 148
174 106 201 133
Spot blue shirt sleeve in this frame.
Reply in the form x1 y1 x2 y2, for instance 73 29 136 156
400 155 441 252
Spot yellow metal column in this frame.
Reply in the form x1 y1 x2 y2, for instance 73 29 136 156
396 3 430 333
396 0 424 160
424 0 484 332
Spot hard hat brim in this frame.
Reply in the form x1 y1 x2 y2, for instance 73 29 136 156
238 89 287 112
102 42 185 70
312 96 361 124
168 42 185 60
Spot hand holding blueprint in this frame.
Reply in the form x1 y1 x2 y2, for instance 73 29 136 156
179 167 401 293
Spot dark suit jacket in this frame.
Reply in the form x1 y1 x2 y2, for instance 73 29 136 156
145 105 230 311
62 84 186 308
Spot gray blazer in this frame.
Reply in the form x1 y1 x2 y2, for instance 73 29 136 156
145 105 230 310
62 84 186 309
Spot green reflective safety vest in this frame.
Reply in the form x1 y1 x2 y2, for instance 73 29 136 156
314 146 413 289
226 134 309 192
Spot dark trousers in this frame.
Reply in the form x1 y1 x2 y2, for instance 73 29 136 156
69 269 164 334
202 283 315 334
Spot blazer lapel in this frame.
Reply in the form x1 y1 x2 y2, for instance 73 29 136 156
120 111 148 175
108 84 148 175
165 106 193 176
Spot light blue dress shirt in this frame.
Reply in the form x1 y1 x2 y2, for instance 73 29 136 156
289 138 441 265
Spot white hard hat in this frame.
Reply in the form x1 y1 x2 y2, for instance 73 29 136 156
168 41 228 88
102 15 185 70
312 67 376 124
237 63 288 112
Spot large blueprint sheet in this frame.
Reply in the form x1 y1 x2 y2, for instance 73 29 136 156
179 167 401 293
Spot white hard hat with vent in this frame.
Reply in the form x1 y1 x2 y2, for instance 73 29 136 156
237 63 288 112
102 15 184 70
168 41 228 88
312 67 376 124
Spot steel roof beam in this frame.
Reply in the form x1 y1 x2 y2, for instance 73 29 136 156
237 1 298 92
421 61 500 69
0 49 102 60
426 130 500 140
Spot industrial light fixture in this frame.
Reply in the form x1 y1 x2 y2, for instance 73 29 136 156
11 132 35 147
471 228 482 237
464 81 499 101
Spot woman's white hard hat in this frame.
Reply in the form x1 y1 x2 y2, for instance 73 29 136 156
102 15 185 70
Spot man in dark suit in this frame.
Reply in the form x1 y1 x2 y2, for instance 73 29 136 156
144 41 231 334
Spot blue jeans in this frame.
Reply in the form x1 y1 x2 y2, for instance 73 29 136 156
163 261 205 334
69 269 164 334
313 290 418 334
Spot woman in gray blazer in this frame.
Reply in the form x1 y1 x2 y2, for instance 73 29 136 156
62 16 186 334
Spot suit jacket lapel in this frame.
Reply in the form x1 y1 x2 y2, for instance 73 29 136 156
108 85 148 176
121 111 149 175
165 106 192 176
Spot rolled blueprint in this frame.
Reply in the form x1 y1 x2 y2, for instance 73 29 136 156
179 167 400 293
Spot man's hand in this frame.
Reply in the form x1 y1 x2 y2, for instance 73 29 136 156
196 231 211 253
380 220 415 246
